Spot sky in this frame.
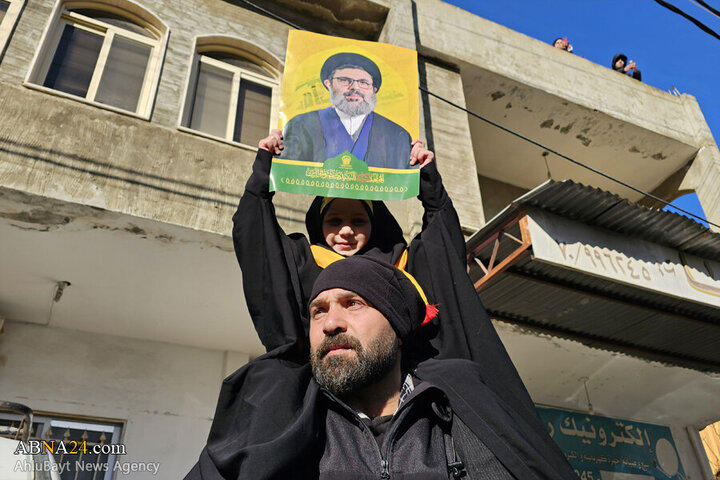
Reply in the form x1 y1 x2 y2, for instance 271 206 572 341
445 0 718 227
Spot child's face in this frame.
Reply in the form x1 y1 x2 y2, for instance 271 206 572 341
322 199 372 257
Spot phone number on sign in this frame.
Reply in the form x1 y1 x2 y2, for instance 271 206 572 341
558 243 675 283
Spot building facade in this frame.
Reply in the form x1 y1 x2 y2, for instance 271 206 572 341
1 0 718 478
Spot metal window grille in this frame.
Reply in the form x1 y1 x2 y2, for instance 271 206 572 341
0 410 123 480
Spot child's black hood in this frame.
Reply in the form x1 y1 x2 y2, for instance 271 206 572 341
305 196 406 254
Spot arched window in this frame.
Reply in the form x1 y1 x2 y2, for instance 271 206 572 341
0 0 24 54
180 37 281 146
27 1 167 117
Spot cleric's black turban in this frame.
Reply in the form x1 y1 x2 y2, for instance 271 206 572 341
320 52 382 91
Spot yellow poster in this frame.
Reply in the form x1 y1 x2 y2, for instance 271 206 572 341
270 31 420 200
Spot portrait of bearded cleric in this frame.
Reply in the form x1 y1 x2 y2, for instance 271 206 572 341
279 52 413 169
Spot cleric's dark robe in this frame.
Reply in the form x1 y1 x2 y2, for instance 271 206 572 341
280 108 412 169
184 149 576 479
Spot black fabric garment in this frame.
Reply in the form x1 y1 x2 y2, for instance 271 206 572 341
319 380 451 479
186 347 323 480
191 148 578 479
452 413 516 480
365 415 392 450
185 356 575 479
279 110 412 169
232 148 405 352
309 255 428 339
233 148 531 371
612 53 642 81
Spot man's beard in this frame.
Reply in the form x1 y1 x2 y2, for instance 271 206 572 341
330 88 377 117
310 331 398 398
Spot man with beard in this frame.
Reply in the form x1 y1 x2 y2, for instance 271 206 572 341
279 52 413 169
306 255 484 479
185 254 578 479
308 255 576 478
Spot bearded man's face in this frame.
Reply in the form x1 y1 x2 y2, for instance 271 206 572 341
309 288 399 397
325 67 378 117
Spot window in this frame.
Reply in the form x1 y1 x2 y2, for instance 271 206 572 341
27 2 167 117
180 39 280 146
0 409 124 480
0 0 24 54
0 1 10 24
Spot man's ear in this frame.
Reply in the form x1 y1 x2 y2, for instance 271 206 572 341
373 87 378 93
323 79 332 89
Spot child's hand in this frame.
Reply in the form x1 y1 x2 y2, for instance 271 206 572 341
259 130 284 155
409 139 435 168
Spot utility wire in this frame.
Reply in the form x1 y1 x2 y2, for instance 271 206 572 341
689 0 720 18
654 0 720 41
242 2 716 228
235 0 303 30
420 86 719 229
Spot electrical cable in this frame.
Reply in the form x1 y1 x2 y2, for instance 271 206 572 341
420 85 719 229
654 0 720 41
689 0 720 18
241 1 717 228
235 0 303 30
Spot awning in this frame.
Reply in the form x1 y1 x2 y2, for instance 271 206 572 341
467 180 720 372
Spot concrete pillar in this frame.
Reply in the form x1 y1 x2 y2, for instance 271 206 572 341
380 0 485 236
424 63 485 231
378 0 416 50
679 95 720 232
377 0 425 240
680 146 720 232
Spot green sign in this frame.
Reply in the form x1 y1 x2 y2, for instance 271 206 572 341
537 407 686 480
269 151 419 200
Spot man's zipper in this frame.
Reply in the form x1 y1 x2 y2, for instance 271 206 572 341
324 382 438 479
380 459 390 479
375 392 423 480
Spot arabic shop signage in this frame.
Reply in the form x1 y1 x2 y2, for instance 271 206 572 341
526 208 720 309
537 407 686 480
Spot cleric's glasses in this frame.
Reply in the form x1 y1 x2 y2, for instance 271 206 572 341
332 77 373 89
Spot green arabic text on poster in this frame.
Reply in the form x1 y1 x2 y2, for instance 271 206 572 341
270 152 418 199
